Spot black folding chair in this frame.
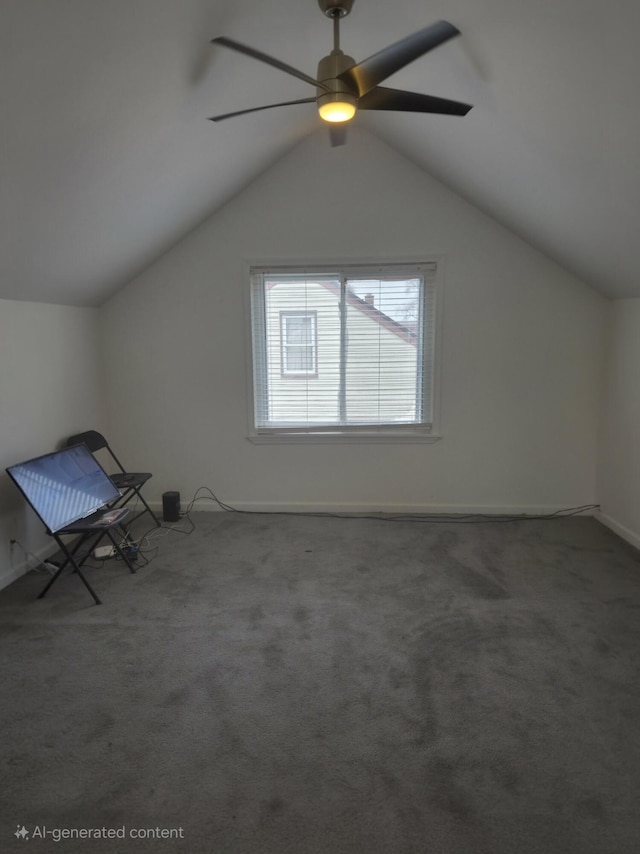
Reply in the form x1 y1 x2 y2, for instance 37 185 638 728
67 430 161 530
39 508 136 605
7 444 138 605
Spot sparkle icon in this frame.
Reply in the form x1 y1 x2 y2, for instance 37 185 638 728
15 825 29 840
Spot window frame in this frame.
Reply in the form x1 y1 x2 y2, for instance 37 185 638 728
245 259 443 444
280 311 318 378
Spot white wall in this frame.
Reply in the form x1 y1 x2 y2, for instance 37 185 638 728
597 299 640 546
0 299 106 589
100 128 607 514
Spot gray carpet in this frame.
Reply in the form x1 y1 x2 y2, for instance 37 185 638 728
1 512 640 853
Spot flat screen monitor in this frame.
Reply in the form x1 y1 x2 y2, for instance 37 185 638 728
6 444 121 534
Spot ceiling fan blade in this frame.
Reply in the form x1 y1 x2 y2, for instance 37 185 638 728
358 86 472 116
329 125 348 147
212 37 332 93
209 97 316 122
338 20 460 97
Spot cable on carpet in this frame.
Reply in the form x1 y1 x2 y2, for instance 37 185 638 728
177 487 600 525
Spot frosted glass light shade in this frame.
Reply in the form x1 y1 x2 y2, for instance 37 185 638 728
318 100 357 122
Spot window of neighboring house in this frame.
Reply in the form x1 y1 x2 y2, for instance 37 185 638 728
281 312 317 376
248 262 441 442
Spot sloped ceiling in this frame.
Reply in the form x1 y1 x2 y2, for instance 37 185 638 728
2 0 639 306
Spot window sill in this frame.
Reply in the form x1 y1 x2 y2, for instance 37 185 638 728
247 431 442 445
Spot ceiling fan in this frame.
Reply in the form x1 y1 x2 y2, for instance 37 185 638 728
209 0 472 145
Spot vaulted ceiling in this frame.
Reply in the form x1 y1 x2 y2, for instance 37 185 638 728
2 0 639 306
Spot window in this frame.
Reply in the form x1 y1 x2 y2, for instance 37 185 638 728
249 262 440 441
281 312 317 376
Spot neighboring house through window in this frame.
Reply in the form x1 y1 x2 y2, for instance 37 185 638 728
249 262 441 441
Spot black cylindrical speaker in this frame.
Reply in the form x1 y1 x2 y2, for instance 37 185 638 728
162 491 181 523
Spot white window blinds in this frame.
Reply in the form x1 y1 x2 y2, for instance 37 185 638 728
250 263 438 436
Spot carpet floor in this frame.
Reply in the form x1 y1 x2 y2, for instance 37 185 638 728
1 512 639 853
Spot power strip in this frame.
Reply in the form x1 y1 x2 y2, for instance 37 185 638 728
94 545 116 560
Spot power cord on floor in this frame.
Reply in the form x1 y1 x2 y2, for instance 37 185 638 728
169 486 600 525
122 510 196 566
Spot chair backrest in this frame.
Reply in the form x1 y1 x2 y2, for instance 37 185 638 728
67 430 108 453
67 430 128 474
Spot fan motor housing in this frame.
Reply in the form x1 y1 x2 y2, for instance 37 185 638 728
316 51 358 119
316 51 357 96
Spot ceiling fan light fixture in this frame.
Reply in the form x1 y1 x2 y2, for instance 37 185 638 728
209 5 473 140
317 92 357 122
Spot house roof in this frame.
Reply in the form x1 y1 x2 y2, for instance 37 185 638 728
2 0 639 307
346 291 417 347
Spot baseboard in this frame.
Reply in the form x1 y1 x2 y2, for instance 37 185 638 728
0 544 59 593
149 499 597 517
594 511 640 551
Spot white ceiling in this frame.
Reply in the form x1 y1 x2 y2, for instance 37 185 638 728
2 0 639 306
